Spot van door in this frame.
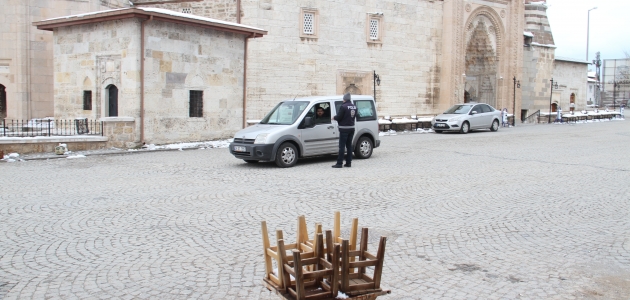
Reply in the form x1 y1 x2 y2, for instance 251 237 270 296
301 101 338 156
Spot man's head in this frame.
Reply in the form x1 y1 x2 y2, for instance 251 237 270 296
343 93 351 102
316 107 324 117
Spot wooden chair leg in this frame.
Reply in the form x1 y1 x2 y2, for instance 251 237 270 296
341 239 350 291
261 221 273 280
276 230 287 291
349 218 358 273
292 250 306 300
331 243 340 297
359 227 369 275
277 238 289 292
373 236 387 289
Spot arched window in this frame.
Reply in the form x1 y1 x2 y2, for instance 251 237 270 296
106 85 118 117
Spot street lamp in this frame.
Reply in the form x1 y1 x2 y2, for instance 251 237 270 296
463 73 467 102
512 76 520 126
586 7 597 61
548 78 559 123
373 70 380 102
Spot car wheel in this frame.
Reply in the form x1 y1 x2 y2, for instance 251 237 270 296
354 136 373 159
490 119 499 132
275 143 298 168
244 160 259 163
434 130 443 133
460 121 470 134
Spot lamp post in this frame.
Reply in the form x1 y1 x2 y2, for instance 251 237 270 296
462 73 467 102
548 78 559 123
373 70 380 102
586 7 597 61
512 76 520 126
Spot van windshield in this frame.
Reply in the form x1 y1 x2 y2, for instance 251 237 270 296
260 101 310 125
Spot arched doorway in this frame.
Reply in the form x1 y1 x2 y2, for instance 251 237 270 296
551 103 558 112
464 90 471 103
570 93 576 112
0 84 6 119
465 17 499 108
107 85 118 117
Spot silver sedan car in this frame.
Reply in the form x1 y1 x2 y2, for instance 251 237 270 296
431 103 502 133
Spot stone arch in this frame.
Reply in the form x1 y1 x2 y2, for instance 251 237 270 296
101 77 119 118
463 7 504 107
0 84 6 119
83 76 93 88
344 84 361 95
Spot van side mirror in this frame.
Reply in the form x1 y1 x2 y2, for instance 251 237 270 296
304 117 313 127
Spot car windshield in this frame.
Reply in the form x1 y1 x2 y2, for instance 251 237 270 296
444 104 473 114
260 101 310 125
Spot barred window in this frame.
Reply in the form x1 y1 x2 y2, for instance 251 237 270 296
182 8 192 14
303 13 314 34
369 19 379 40
189 90 203 117
83 91 92 110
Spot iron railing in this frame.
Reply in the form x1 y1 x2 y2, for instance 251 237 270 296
522 110 541 124
1 119 103 137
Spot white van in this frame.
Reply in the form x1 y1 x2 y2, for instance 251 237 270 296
229 95 381 167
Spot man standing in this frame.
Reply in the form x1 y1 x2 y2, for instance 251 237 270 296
332 93 357 168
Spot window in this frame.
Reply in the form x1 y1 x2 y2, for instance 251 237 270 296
355 100 376 121
366 14 384 44
304 13 314 34
189 90 203 117
83 90 92 110
369 19 379 40
300 8 319 39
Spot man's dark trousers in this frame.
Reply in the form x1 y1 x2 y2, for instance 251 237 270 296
336 130 355 166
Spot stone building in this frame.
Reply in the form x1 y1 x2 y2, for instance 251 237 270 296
0 0 130 121
34 8 265 146
551 57 589 113
133 0 525 120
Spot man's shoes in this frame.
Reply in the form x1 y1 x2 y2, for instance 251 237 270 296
344 164 351 167
332 164 343 168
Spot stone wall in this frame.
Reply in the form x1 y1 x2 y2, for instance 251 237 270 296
52 17 247 145
102 118 136 148
522 45 556 115
132 0 238 22
52 18 142 128
241 0 445 118
0 0 130 121
552 60 588 111
142 21 246 143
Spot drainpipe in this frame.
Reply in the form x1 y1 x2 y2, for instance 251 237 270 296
242 34 249 129
140 15 153 145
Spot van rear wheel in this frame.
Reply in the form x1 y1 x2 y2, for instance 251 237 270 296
275 143 298 168
354 136 373 159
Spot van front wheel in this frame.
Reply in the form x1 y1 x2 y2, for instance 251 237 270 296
354 136 373 159
275 143 298 168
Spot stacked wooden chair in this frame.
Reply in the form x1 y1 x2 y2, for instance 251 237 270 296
261 212 387 300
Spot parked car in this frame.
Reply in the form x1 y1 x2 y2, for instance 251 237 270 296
431 103 501 133
229 95 381 168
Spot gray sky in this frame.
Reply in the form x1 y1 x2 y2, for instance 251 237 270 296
546 0 630 68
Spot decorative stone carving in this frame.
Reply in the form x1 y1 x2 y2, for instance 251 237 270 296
500 9 506 18
466 3 472 12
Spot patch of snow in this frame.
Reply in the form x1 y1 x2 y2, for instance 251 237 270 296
67 154 86 159
523 31 534 37
336 291 349 299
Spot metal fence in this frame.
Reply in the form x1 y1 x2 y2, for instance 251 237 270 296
1 119 103 137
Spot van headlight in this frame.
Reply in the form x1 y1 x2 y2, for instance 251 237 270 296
254 133 269 144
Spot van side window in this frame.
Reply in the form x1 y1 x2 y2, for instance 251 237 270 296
355 100 376 121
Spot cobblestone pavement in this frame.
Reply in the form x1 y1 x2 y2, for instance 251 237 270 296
1 121 629 300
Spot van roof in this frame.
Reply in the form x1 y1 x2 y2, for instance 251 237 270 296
280 95 375 102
